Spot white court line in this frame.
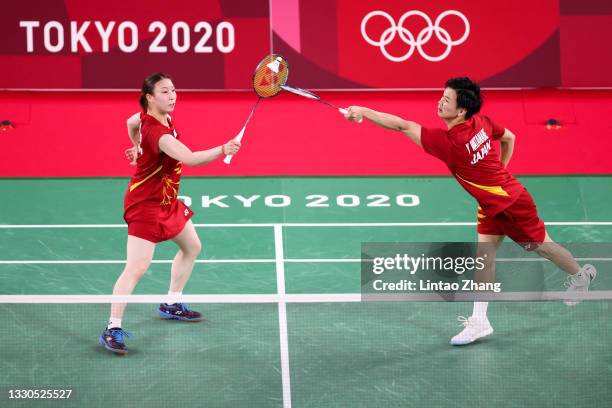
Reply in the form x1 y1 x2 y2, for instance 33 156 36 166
0 224 129 228
496 258 612 262
274 225 292 408
0 294 281 303
1 258 611 265
361 291 612 301
0 292 610 303
277 222 612 227
293 258 612 262
0 259 275 265
1 221 612 228
0 259 359 265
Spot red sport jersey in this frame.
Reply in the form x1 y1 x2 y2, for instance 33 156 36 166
123 112 193 241
421 115 525 217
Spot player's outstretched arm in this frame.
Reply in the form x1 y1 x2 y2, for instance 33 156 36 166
158 135 241 167
499 128 516 167
345 106 422 147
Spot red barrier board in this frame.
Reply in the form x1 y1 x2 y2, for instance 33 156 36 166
1 89 611 177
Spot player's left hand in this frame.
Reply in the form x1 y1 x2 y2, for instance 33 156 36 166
125 146 139 165
224 140 241 155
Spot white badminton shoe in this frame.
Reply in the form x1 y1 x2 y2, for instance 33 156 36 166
564 264 597 306
450 316 494 346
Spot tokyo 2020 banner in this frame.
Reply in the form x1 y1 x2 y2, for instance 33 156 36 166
0 0 271 89
2 0 611 89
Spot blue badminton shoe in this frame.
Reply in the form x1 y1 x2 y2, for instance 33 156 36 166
100 328 130 355
159 303 204 322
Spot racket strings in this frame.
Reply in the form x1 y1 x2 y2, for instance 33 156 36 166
253 56 288 98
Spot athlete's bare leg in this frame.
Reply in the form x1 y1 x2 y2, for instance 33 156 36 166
475 233 505 284
169 220 202 293
109 235 156 320
449 233 503 345
533 232 581 275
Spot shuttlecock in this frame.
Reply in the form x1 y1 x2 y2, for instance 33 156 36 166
266 57 282 73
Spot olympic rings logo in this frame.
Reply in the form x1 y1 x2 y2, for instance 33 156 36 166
361 10 470 62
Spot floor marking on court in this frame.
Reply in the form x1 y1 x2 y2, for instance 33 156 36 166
1 258 611 265
1 221 612 228
0 260 276 264
0 292 610 303
274 224 292 408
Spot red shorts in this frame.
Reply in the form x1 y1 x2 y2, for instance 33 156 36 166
126 199 194 243
477 188 546 250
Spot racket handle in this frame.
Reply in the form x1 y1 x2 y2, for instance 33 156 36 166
339 108 362 123
223 126 246 165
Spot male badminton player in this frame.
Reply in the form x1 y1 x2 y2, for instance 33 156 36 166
345 77 597 346
100 72 241 354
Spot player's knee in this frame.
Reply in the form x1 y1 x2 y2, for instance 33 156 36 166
476 245 497 264
477 247 494 257
183 240 202 258
124 261 149 280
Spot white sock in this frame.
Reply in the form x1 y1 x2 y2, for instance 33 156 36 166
472 302 489 320
166 291 183 305
107 317 122 330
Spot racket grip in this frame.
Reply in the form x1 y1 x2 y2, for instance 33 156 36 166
339 108 362 123
224 126 246 165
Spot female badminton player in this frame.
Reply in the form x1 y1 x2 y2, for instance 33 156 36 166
345 77 597 346
100 72 241 354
